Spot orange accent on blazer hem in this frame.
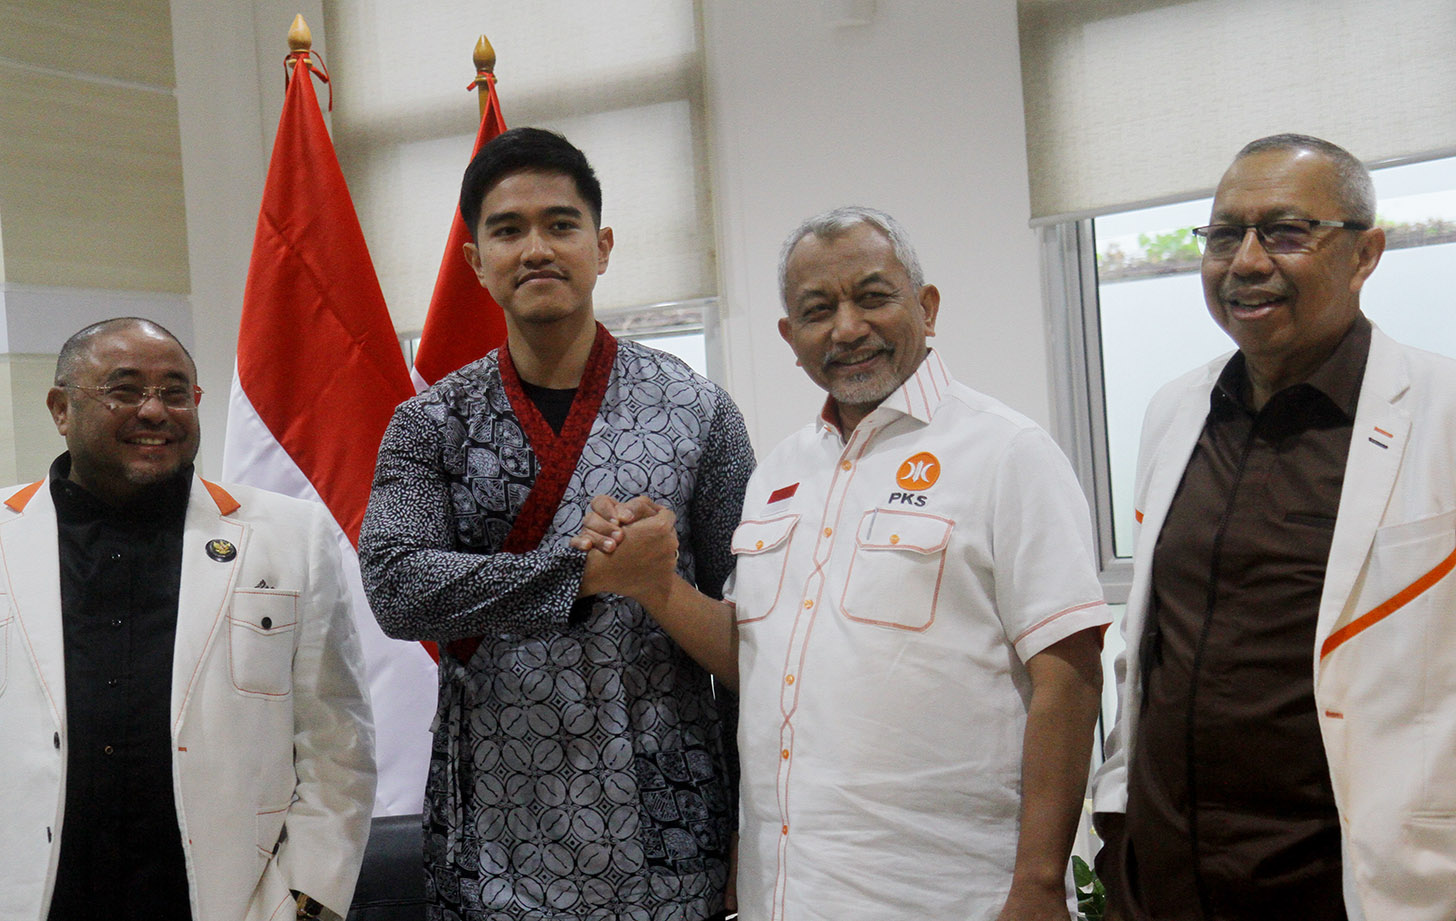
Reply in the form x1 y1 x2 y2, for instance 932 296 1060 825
1320 543 1456 659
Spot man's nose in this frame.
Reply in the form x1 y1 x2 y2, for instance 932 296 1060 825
135 391 171 421
522 228 553 264
1228 226 1275 276
830 303 870 341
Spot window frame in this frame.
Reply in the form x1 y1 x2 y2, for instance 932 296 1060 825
1042 219 1132 604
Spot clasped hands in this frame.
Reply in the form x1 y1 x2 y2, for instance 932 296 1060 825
573 494 680 609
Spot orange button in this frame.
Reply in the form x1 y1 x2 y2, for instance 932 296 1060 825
755 540 764 550
890 534 900 544
781 749 790 759
785 674 795 685
802 599 813 609
840 460 852 471
782 824 789 835
823 527 833 537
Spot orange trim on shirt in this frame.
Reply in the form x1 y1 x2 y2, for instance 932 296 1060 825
202 480 241 516
4 480 44 512
1320 543 1456 660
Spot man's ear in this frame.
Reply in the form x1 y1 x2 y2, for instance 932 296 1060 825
777 316 804 366
919 284 941 337
46 387 71 436
597 226 614 275
1348 226 1386 296
463 241 487 286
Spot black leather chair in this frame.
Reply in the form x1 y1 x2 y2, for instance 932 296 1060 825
346 814 426 921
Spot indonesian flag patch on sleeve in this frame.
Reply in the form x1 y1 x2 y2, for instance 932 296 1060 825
767 482 799 506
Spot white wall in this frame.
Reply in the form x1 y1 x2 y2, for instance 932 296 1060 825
166 0 1052 468
170 0 327 476
703 0 1049 452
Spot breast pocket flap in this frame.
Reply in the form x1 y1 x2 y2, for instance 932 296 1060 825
229 590 299 698
855 509 952 554
732 514 799 555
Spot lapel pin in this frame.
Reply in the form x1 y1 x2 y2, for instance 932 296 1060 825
206 538 237 562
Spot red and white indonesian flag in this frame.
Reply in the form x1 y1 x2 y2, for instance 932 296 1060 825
410 70 510 389
222 49 434 816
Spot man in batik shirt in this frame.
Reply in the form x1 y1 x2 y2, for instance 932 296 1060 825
359 128 751 921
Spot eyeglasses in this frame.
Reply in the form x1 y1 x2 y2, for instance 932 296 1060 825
1192 219 1369 258
65 383 204 412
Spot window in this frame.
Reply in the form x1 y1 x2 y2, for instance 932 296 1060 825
399 297 718 380
1052 154 1456 759
1052 155 1456 603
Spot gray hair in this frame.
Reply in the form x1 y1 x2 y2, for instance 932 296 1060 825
777 206 925 309
1235 134 1377 226
55 317 196 384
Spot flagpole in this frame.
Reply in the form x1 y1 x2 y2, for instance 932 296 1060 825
471 34 496 118
224 11 436 815
409 31 510 389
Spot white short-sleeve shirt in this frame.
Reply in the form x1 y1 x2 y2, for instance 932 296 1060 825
725 349 1111 921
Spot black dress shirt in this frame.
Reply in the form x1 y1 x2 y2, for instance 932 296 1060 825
1120 316 1372 921
47 454 193 921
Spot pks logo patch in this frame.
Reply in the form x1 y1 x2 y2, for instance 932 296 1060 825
895 452 940 491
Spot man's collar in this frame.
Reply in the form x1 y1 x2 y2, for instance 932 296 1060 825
48 452 194 522
1214 312 1372 417
815 348 951 436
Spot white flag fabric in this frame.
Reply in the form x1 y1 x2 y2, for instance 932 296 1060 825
222 50 435 816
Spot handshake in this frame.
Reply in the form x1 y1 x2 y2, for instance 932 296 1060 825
572 494 680 610
573 494 738 688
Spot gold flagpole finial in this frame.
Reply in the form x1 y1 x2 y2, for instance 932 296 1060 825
471 33 497 117
473 34 496 75
288 14 313 53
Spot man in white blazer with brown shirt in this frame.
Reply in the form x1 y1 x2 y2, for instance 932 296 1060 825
0 318 375 921
1094 136 1456 921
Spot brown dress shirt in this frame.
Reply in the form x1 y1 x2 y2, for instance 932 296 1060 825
1120 316 1372 921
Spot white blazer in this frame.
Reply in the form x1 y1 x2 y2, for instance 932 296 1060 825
1093 327 1456 921
0 474 375 921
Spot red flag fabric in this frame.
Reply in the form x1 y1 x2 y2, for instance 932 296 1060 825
410 72 509 389
223 51 434 816
230 51 415 541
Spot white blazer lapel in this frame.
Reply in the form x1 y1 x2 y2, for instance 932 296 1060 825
1316 331 1410 666
1136 371 1218 551
171 477 247 730
0 480 66 725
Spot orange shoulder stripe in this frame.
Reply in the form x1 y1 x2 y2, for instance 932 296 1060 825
4 480 45 512
202 480 241 516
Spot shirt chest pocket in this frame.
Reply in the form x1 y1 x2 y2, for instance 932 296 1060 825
228 590 298 698
840 509 953 631
730 515 799 625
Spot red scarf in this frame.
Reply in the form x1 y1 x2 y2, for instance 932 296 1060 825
445 323 618 664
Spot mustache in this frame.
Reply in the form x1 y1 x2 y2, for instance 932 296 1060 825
1221 284 1289 302
517 269 566 284
121 421 181 438
821 340 891 371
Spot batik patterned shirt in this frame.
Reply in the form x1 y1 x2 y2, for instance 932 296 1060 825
360 338 752 921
